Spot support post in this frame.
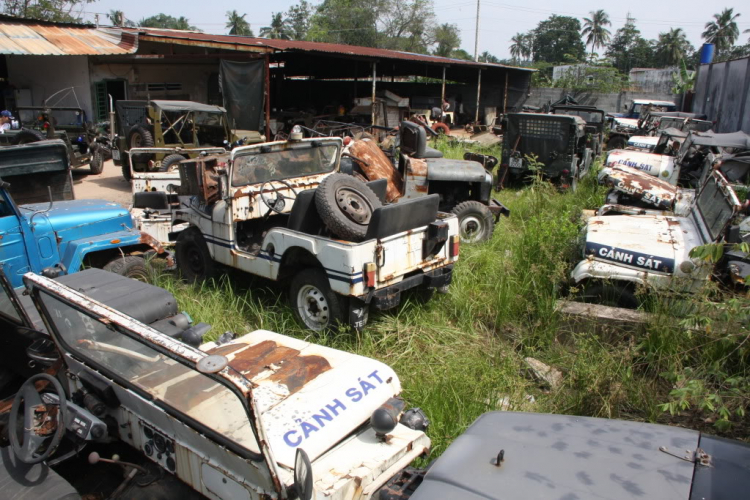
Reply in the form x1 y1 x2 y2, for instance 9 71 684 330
474 0 481 61
503 71 509 114
475 69 482 124
371 62 377 126
441 66 446 105
265 54 271 141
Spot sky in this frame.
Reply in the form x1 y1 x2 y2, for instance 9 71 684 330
77 0 750 60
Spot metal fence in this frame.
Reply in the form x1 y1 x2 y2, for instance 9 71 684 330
692 56 750 133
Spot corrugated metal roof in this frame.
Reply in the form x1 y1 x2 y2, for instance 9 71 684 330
131 27 534 72
0 18 136 55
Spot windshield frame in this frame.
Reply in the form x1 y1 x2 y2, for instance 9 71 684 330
230 138 342 188
22 272 265 463
693 171 740 243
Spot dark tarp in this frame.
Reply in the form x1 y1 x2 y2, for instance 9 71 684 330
689 130 750 149
219 59 265 132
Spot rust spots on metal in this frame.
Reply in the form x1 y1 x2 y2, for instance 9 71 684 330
591 220 604 225
223 340 332 396
139 231 167 255
603 165 677 210
348 139 404 202
666 219 681 226
33 404 59 436
414 184 428 193
206 343 247 357
409 158 428 177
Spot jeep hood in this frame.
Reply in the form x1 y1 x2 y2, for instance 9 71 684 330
202 330 407 468
613 117 639 129
627 135 658 151
21 199 132 231
584 214 695 274
599 164 679 210
605 149 675 179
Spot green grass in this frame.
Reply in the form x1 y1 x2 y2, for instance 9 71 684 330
148 144 750 457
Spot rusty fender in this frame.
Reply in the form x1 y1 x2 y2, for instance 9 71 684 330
139 231 175 267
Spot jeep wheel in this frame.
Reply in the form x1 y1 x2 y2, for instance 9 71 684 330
89 149 104 175
315 173 382 242
432 122 450 135
12 129 45 145
607 136 627 151
128 124 155 162
103 255 150 282
290 268 345 332
451 201 495 243
159 154 187 172
121 157 132 182
576 282 639 309
176 229 216 283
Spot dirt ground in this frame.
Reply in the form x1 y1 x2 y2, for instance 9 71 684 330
72 159 131 206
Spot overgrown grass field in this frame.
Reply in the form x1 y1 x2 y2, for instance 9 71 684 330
150 138 750 457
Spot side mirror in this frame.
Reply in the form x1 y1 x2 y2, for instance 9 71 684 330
293 448 313 500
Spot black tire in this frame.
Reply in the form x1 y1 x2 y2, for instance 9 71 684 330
607 135 627 151
159 154 187 172
289 268 346 332
315 173 382 242
176 228 216 283
89 149 104 175
451 201 495 243
128 124 155 163
121 156 132 182
12 129 44 145
576 282 639 309
103 255 150 281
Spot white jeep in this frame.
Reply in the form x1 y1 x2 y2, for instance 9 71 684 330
170 136 459 331
571 170 746 306
0 270 430 500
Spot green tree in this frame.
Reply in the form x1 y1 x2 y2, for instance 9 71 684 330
139 14 199 31
2 0 95 22
378 0 435 53
509 32 525 64
260 12 292 40
605 16 655 73
308 0 380 46
671 59 696 94
226 10 253 36
433 23 460 57
655 28 692 67
531 15 586 63
480 51 499 63
702 8 741 52
284 0 312 40
581 10 611 57
450 48 473 61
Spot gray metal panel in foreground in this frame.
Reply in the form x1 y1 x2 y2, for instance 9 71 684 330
411 412 698 500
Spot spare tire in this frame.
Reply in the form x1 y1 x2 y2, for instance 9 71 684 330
12 129 44 145
315 173 382 242
159 154 187 172
432 122 450 135
128 124 154 162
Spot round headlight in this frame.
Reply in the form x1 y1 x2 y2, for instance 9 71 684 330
679 260 695 274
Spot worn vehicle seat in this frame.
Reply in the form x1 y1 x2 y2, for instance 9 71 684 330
0 446 80 499
400 121 443 159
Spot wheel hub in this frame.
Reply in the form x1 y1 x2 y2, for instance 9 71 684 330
335 187 372 225
459 215 484 243
297 285 330 330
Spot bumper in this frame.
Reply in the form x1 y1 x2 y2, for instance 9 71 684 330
368 265 454 310
488 198 510 221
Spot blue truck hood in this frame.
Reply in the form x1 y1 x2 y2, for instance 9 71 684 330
20 199 132 231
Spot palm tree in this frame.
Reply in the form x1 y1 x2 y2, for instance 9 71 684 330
107 10 124 26
509 33 525 63
581 10 611 57
226 10 253 36
521 33 534 61
656 28 690 66
260 13 292 40
702 8 741 51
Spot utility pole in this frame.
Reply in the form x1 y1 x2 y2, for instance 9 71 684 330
474 0 480 62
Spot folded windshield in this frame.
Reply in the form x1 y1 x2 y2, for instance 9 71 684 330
232 144 339 187
695 175 734 242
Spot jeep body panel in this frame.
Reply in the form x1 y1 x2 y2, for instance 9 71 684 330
627 135 659 151
605 149 677 183
0 139 73 204
23 272 430 500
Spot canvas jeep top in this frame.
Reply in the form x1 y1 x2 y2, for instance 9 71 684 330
171 136 459 331
0 270 431 500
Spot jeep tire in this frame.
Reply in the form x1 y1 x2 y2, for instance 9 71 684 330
607 135 627 151
128 124 155 163
176 228 216 283
103 255 150 281
160 154 187 172
315 173 382 242
12 129 45 145
290 268 346 332
89 148 104 175
451 201 495 243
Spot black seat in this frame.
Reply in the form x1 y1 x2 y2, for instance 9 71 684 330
400 121 443 159
366 178 388 203
364 194 439 240
287 189 323 235
132 191 169 210
0 446 80 500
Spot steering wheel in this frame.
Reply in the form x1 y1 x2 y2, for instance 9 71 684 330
259 179 298 216
9 373 69 464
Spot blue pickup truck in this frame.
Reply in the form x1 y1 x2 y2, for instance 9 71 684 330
0 140 169 288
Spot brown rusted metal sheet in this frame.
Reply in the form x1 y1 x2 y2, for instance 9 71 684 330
408 158 428 176
0 22 137 55
348 139 403 202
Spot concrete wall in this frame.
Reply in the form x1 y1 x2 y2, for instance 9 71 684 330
6 55 93 122
628 67 690 94
693 56 750 133
524 88 677 114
